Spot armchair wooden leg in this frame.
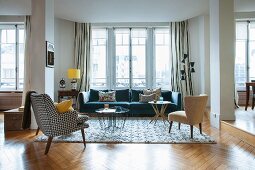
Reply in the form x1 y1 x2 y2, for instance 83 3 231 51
199 123 202 134
252 97 255 110
169 121 173 133
35 127 40 135
190 125 193 139
178 122 181 130
45 136 53 155
81 128 86 148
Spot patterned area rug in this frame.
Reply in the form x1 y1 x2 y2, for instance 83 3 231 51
35 118 216 144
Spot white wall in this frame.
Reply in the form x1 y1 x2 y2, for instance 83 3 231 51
29 0 55 129
210 0 235 122
54 18 75 101
54 19 207 102
189 15 210 105
0 16 24 23
189 17 200 95
45 0 55 99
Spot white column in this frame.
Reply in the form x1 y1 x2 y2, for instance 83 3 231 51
30 0 54 129
210 0 235 128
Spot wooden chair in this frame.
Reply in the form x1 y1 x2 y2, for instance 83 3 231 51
31 93 89 154
251 80 255 109
168 95 208 138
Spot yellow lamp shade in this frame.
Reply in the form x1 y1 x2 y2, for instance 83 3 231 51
67 69 80 79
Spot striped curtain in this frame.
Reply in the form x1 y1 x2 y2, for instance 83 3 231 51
21 16 32 105
169 20 193 101
74 22 91 92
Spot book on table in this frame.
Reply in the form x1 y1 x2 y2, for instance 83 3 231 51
18 106 24 111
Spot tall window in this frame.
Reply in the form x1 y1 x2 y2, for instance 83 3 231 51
115 28 146 88
0 25 24 90
154 28 170 89
131 29 146 88
91 29 107 88
115 29 130 88
235 21 255 90
90 26 170 90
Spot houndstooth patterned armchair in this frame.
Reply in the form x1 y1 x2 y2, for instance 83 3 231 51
31 93 89 154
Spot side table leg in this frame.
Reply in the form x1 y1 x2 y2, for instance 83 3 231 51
159 104 168 125
150 104 160 124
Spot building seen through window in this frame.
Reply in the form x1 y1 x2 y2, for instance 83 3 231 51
235 21 255 90
0 25 24 90
90 27 170 90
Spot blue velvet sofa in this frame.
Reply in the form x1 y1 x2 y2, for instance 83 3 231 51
78 89 182 116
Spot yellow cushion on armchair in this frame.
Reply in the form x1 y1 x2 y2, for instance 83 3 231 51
55 100 74 113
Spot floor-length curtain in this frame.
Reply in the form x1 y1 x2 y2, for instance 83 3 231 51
21 16 31 105
74 22 91 92
169 20 193 100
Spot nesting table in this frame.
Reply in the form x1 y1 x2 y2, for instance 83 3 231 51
148 101 171 124
95 106 129 131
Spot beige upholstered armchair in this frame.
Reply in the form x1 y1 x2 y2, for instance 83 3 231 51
168 95 208 138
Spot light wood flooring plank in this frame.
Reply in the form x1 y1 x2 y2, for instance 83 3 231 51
1 113 255 169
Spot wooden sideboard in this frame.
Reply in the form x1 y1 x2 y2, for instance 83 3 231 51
58 90 79 109
3 108 23 131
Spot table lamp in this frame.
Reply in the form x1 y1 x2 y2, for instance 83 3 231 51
67 68 80 90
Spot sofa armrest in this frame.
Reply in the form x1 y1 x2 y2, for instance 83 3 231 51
172 91 182 110
78 91 90 104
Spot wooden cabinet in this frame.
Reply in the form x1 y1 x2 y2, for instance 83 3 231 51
58 90 79 109
4 108 23 131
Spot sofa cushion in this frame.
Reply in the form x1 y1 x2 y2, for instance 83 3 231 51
130 102 152 109
89 89 108 102
99 91 116 102
166 103 178 112
54 100 74 113
115 89 130 102
143 88 161 100
83 102 130 109
161 91 172 102
139 93 156 103
131 89 143 102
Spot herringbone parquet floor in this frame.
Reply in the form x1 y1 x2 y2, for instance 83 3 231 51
0 113 255 170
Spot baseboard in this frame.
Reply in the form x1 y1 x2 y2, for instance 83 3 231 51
221 121 255 147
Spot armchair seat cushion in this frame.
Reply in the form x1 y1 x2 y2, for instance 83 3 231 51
168 111 188 124
78 114 89 124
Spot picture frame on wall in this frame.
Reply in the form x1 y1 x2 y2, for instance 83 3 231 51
46 41 54 68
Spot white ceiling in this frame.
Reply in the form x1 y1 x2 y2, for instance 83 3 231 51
53 0 209 22
0 0 255 23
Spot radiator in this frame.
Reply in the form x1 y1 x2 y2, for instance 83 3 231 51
0 92 22 111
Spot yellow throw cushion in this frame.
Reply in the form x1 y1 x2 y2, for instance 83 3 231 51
55 100 74 113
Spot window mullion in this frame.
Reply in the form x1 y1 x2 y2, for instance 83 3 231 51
247 21 250 82
146 28 153 89
129 28 132 89
108 28 115 89
15 25 19 90
0 30 2 87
